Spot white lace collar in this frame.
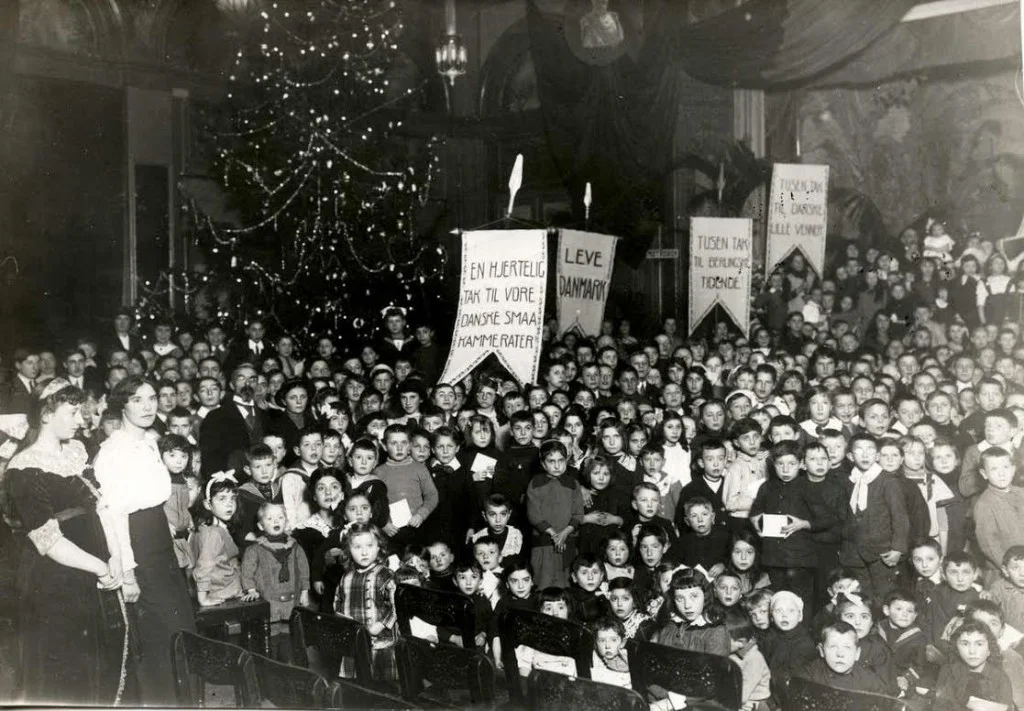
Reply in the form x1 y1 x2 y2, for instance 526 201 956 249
9 439 88 478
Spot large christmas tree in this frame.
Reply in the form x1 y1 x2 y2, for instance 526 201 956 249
179 0 444 344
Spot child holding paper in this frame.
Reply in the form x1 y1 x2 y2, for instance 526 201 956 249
373 423 438 550
750 440 818 613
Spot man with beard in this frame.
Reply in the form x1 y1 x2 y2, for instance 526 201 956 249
199 364 269 478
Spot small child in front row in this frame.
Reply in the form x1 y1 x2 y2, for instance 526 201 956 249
193 473 246 606
240 503 310 659
725 610 771 711
515 587 578 679
799 621 889 695
160 434 195 580
472 536 505 607
590 617 632 689
334 523 398 681
761 591 817 685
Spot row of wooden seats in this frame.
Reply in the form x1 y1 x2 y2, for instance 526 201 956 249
178 582 909 710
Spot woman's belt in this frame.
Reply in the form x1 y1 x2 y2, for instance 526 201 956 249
54 506 86 522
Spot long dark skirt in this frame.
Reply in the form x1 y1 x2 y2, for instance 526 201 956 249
129 505 197 706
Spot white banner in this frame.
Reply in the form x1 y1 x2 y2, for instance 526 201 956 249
439 230 547 386
689 217 753 336
765 163 829 277
557 229 617 337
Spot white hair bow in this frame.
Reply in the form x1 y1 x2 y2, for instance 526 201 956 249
205 470 237 499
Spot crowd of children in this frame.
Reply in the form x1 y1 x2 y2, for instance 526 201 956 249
4 227 1024 708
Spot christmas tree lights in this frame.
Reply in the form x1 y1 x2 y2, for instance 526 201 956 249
145 0 446 347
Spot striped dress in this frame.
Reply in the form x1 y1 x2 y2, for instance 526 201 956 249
334 562 397 680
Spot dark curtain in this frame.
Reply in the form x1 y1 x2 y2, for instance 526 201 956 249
804 4 1020 88
525 0 917 264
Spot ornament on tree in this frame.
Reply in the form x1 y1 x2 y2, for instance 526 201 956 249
150 0 447 345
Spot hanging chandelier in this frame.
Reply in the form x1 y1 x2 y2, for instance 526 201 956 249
435 0 467 86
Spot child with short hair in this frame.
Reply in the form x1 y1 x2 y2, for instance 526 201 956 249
833 593 894 691
237 443 281 543
261 433 288 477
240 503 310 658
601 530 634 581
933 552 985 645
799 621 888 694
567 554 610 624
839 433 909 600
426 541 457 593
743 589 773 645
973 447 1024 573
472 494 524 564
751 440 817 612
908 537 945 644
928 439 969 555
933 620 1013 711
472 536 504 608
725 610 771 711
959 409 1019 499
876 588 927 694
713 571 745 612
160 434 195 576
722 418 768 531
761 590 817 685
639 444 682 524
625 482 678 548
279 426 323 532
527 441 584 588
678 438 729 532
675 497 730 574
989 546 1024 632
452 561 497 654
591 617 632 688
632 524 672 607
802 440 847 607
374 424 439 549
422 425 470 551
492 410 539 528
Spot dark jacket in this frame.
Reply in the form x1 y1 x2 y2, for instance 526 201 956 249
750 476 819 568
199 399 269 477
839 472 910 565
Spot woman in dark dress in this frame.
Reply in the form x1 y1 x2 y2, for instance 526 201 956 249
94 375 196 705
5 379 124 705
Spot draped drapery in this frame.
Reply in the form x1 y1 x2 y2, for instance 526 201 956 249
524 0 918 262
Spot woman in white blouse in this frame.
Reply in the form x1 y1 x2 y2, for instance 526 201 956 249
94 375 196 705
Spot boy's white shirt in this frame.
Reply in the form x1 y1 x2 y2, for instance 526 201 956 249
481 568 503 608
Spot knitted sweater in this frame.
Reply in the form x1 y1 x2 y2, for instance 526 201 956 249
373 458 438 522
974 485 1024 570
240 535 310 622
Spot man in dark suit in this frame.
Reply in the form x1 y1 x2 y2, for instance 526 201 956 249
629 350 661 406
228 319 268 371
199 363 268 478
0 348 40 414
62 348 103 394
103 308 141 360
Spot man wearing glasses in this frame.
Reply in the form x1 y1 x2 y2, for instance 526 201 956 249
199 364 268 478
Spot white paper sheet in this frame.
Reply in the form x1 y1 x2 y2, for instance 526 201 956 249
389 498 412 528
472 453 497 475
760 514 789 538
